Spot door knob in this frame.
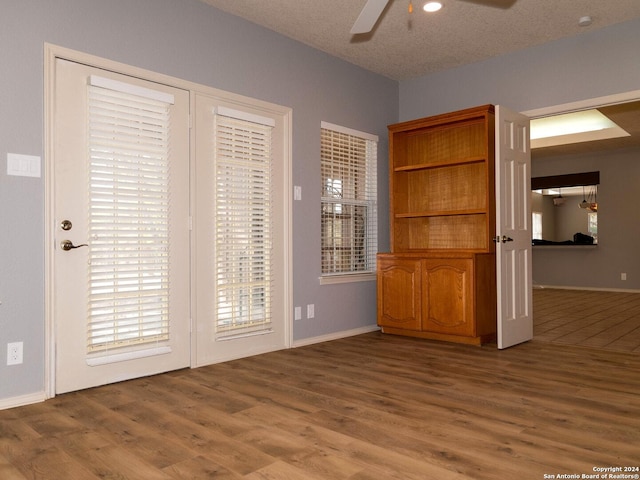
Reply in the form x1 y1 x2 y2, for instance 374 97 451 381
61 240 88 251
492 235 514 243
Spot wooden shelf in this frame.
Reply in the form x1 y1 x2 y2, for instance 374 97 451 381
393 156 486 172
396 209 486 219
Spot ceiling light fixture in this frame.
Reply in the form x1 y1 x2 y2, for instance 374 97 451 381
579 186 589 209
423 2 443 13
587 185 598 212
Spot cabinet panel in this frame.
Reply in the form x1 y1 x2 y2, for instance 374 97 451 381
377 258 421 331
422 259 474 336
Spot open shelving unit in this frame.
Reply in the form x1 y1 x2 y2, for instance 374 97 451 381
377 105 497 345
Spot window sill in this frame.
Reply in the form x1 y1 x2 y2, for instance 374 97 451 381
319 272 376 285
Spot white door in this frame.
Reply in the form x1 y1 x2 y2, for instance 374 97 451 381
192 93 289 366
52 59 191 393
495 105 533 349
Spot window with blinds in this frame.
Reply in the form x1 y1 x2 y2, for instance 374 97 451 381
321 122 378 276
86 76 174 357
214 110 274 340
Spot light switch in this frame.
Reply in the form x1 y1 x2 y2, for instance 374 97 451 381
294 186 302 201
7 153 41 178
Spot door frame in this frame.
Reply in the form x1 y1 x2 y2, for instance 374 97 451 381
523 90 640 120
44 44 293 399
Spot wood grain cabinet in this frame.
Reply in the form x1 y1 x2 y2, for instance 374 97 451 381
377 105 497 345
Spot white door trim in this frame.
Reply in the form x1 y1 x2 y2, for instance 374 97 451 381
44 43 293 399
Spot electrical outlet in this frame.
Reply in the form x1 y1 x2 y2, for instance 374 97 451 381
7 342 23 366
621 273 627 281
294 306 302 321
307 304 315 319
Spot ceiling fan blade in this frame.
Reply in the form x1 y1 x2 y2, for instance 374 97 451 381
350 0 390 34
457 0 517 8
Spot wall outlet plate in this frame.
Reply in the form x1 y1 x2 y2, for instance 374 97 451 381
7 342 23 366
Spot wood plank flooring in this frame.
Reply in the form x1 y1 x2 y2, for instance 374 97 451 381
2 332 639 479
534 288 640 353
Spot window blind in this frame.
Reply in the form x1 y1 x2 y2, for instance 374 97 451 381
86 79 173 357
214 112 274 340
321 124 378 275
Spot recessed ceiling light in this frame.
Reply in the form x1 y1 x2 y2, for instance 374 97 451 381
423 2 443 13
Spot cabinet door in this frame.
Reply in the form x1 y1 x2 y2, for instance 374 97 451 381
422 259 474 336
377 258 422 331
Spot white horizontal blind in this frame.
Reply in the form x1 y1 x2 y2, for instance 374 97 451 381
321 123 378 275
214 112 274 340
86 79 173 356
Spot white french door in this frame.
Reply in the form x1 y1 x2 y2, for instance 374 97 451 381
51 59 191 393
193 94 289 366
495 105 533 349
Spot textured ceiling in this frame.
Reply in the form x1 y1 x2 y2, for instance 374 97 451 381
197 0 640 81
196 0 640 156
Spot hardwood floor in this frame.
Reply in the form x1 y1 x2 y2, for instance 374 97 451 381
534 288 640 353
2 332 639 479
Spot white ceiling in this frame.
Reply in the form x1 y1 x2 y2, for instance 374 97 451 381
196 0 640 81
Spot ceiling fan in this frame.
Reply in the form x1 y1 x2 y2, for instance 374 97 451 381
350 0 516 34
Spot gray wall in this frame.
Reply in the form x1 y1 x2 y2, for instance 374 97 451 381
531 147 640 290
400 18 640 120
0 0 397 402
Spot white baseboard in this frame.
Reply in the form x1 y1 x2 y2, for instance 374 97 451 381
0 391 46 411
293 324 380 348
534 284 640 294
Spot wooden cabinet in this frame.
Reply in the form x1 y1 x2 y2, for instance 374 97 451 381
377 105 497 345
377 252 496 345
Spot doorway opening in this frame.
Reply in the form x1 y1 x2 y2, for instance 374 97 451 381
525 90 640 353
